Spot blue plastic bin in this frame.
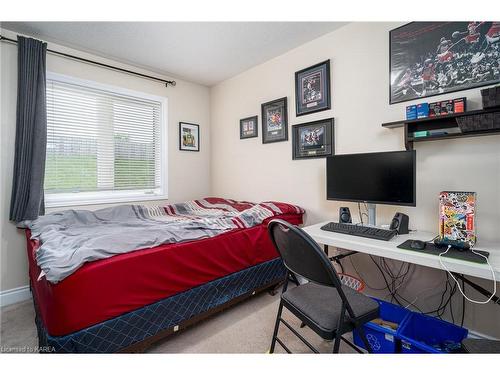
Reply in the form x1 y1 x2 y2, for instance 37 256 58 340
353 298 411 353
399 312 468 353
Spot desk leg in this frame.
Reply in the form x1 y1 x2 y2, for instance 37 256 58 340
454 273 500 306
329 250 358 263
327 249 358 275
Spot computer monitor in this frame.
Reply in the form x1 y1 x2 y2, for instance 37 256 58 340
326 150 416 225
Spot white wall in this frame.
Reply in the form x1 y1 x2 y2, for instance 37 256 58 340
1 22 499 336
0 28 211 292
211 23 500 336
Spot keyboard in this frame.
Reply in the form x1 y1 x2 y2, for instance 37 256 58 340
320 222 397 241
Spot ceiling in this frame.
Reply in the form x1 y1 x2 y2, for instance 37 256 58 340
0 22 346 86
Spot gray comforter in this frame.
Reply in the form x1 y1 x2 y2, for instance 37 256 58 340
29 203 271 283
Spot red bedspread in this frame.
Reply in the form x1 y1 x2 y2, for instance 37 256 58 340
27 198 303 336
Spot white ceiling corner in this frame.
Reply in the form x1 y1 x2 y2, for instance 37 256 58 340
0 22 346 86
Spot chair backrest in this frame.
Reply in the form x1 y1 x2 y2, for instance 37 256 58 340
268 219 358 318
268 219 343 288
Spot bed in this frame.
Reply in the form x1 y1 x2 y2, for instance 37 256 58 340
26 197 304 353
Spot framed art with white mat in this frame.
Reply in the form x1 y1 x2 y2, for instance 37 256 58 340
179 122 200 151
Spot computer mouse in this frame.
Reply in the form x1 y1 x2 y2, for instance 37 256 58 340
410 240 426 250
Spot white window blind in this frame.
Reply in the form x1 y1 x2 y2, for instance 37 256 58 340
45 74 167 207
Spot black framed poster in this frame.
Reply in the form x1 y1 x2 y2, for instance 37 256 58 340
390 22 500 104
295 60 331 116
261 97 288 144
292 118 334 160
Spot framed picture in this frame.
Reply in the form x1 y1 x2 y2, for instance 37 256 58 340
179 122 199 151
240 115 258 139
390 22 500 104
261 97 288 144
292 118 335 160
295 60 331 116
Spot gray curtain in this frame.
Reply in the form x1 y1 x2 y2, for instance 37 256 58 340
9 36 47 223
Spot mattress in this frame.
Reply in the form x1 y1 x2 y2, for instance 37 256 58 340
27 210 302 336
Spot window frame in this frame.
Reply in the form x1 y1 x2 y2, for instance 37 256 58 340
44 72 168 208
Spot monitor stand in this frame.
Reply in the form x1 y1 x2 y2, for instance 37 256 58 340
367 203 376 227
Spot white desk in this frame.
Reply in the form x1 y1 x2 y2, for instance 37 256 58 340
303 221 500 282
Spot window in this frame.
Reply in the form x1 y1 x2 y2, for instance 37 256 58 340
45 73 167 207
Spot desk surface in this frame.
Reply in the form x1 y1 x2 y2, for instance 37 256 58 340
303 221 500 282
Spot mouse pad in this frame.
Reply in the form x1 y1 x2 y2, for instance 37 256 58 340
397 240 489 264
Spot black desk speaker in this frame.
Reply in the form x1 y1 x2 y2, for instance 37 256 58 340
339 207 352 223
390 212 409 235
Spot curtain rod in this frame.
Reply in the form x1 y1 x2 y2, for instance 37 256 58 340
0 35 176 88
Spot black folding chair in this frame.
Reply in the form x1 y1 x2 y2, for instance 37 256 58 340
268 219 379 354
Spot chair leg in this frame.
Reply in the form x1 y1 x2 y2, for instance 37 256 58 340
333 334 342 353
356 325 373 353
332 304 346 353
269 301 284 353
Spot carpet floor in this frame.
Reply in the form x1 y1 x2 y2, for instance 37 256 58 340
1 290 358 354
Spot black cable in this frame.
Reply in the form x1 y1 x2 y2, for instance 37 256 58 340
391 268 426 313
357 202 369 225
368 255 407 306
378 257 415 308
438 276 452 316
416 271 455 317
436 276 452 319
387 260 405 302
348 256 391 291
401 264 413 285
333 258 345 274
376 256 456 318
382 258 410 282
449 279 456 324
352 254 458 320
396 294 424 313
435 274 450 318
423 280 449 316
394 264 413 298
461 279 466 327
351 255 424 313
357 203 363 226
395 264 435 314
433 274 457 320
449 279 458 323
379 258 409 306
382 259 396 302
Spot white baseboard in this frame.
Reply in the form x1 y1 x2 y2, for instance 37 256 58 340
467 329 499 340
0 285 31 307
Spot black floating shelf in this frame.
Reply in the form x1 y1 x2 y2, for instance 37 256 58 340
381 119 407 129
382 107 500 150
382 108 500 128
